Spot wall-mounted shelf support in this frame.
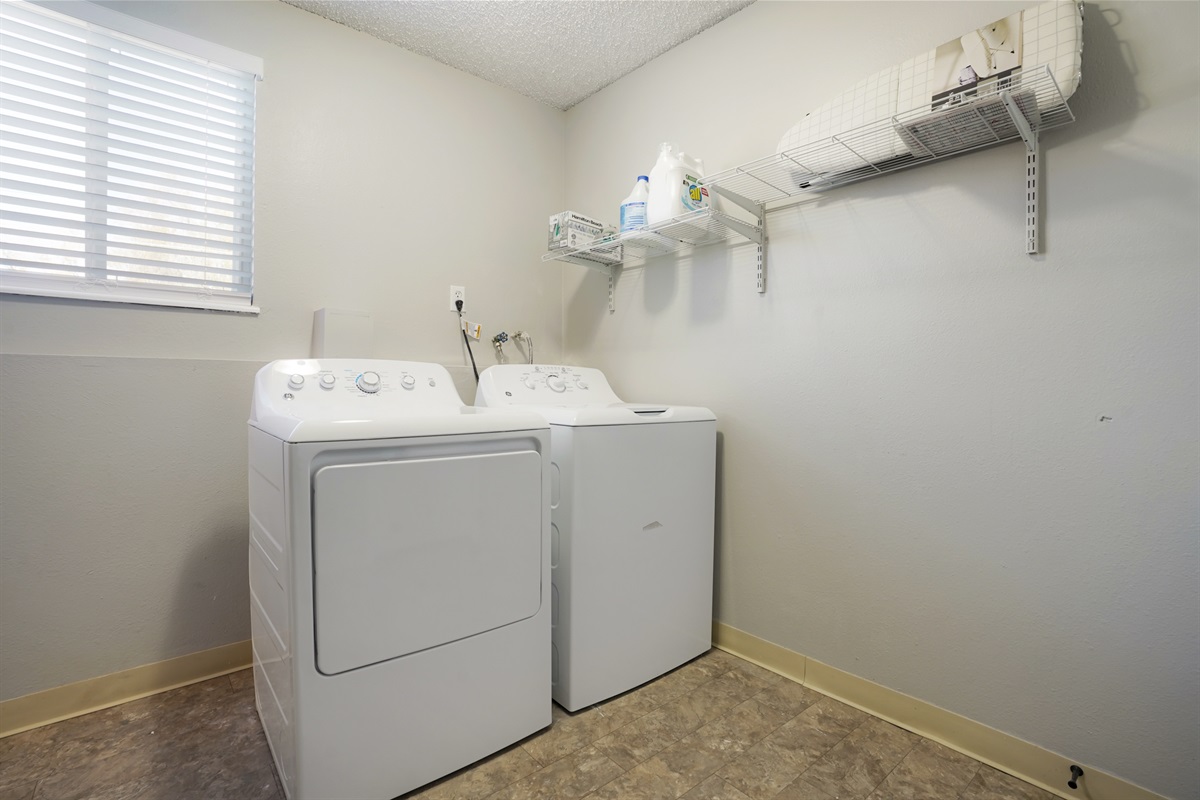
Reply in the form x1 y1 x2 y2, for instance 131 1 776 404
544 65 1074 309
555 253 619 313
1000 90 1040 254
703 64 1073 261
711 186 767 292
543 197 766 310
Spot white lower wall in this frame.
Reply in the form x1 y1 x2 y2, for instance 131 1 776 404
0 355 260 699
563 3 1199 799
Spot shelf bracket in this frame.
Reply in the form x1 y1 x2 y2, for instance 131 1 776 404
1000 91 1040 254
1024 132 1039 254
711 186 767 293
553 254 620 312
713 211 762 246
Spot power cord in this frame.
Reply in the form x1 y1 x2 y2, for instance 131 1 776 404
456 299 479 382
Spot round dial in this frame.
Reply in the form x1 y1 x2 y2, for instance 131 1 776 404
355 371 381 394
319 374 336 390
287 374 305 390
522 377 536 389
546 375 566 393
575 378 589 389
400 374 416 390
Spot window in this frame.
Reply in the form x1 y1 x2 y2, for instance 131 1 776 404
0 1 262 313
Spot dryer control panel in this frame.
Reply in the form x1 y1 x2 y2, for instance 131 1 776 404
476 365 622 406
249 359 474 440
258 359 462 406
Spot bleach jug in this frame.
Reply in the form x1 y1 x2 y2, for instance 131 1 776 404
620 176 649 232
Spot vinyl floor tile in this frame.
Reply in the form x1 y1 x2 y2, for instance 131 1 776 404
679 698 793 765
406 744 540 800
751 678 822 718
678 775 754 800
793 716 919 799
594 695 705 770
0 783 37 800
959 765 1061 800
227 668 254 693
774 778 839 800
866 738 981 800
717 701 853 800
679 671 764 726
0 649 1058 800
486 745 622 800
587 740 726 800
521 706 608 765
0 728 55 794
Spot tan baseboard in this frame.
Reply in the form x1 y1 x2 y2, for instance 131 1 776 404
0 640 251 738
713 622 1165 800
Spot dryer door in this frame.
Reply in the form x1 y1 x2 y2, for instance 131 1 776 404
312 449 542 675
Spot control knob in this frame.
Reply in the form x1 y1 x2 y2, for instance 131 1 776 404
575 378 589 389
287 374 305 390
355 371 381 394
319 374 336 390
400 374 416 390
546 375 566 393
523 377 537 389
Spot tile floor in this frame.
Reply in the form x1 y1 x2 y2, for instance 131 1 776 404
0 649 1058 800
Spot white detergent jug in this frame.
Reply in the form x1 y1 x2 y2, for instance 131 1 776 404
646 143 683 225
647 143 710 225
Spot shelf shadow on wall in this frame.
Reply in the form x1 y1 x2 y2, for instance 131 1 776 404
565 240 739 353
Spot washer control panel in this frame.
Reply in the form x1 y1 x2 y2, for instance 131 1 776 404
255 359 465 418
477 365 621 407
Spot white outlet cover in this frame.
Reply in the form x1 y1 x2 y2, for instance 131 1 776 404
449 285 465 311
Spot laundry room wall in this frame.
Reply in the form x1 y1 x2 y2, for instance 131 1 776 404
562 3 1198 799
0 0 565 702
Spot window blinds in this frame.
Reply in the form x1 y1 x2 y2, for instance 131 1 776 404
0 1 261 312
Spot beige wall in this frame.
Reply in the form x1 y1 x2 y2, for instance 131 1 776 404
2 3 1198 799
562 3 1198 800
0 1 565 698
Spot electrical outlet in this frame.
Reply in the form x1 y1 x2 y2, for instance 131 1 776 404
449 285 465 311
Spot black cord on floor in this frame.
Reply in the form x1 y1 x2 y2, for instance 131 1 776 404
457 300 479 382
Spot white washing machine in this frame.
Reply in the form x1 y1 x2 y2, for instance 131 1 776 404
248 359 551 800
476 364 715 712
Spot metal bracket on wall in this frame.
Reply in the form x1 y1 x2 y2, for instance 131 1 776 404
711 185 767 292
1001 91 1040 254
557 254 620 313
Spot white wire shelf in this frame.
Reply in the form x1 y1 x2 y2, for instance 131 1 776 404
541 207 762 271
703 64 1074 205
545 63 1076 309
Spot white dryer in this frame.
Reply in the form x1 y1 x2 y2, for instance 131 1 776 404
248 359 551 800
476 365 715 712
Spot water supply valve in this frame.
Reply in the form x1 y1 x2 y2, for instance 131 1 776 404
492 331 509 355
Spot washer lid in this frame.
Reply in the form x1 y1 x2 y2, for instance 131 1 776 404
475 364 714 426
526 404 715 426
249 359 547 442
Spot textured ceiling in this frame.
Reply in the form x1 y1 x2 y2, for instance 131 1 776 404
281 0 755 110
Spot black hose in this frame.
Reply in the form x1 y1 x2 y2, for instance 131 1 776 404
457 300 478 382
